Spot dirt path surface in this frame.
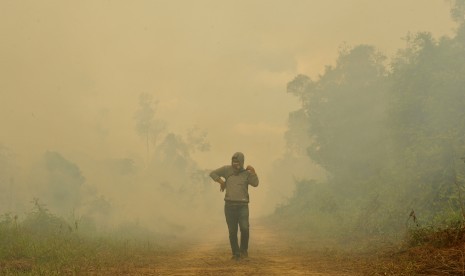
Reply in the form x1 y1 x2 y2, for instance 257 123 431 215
129 221 358 276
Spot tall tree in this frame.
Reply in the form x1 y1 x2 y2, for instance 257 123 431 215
186 126 211 153
287 45 389 194
272 3 465 236
41 151 85 216
387 29 465 217
134 93 166 165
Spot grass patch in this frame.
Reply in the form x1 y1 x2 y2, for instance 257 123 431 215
0 202 169 275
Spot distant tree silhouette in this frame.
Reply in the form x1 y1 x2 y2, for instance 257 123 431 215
134 93 166 165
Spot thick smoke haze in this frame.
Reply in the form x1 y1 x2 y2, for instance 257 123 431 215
0 1 456 235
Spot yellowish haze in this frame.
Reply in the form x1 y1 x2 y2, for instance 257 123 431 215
0 1 455 217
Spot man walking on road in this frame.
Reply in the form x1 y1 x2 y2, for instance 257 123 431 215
209 152 259 261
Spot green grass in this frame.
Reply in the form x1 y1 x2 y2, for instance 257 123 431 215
0 227 164 274
0 205 167 275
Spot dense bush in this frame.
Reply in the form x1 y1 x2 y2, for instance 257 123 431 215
269 3 465 244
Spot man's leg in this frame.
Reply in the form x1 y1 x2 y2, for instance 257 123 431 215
238 204 250 257
224 204 240 259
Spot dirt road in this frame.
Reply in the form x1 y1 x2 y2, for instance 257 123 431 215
127 221 359 275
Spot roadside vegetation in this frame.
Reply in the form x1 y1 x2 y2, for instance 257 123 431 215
267 1 465 275
0 199 170 275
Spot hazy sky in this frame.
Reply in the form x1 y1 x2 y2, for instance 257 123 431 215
0 0 456 177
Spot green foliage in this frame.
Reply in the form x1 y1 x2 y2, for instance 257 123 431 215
287 45 389 192
273 179 349 238
406 222 465 248
41 151 85 216
450 0 465 24
0 200 164 274
21 198 72 238
387 30 465 218
284 109 312 155
272 6 465 243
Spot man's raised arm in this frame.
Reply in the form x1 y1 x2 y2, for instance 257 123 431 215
246 165 259 187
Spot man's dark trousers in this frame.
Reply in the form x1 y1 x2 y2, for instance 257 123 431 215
224 203 249 257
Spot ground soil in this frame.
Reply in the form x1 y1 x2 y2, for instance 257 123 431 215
116 221 364 276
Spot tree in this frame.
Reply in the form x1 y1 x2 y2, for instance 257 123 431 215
272 3 465 237
40 151 85 216
450 0 465 24
134 93 166 165
287 45 389 193
387 29 465 218
186 126 211 153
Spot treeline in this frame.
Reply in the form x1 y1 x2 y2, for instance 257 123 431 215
272 3 465 240
0 95 218 235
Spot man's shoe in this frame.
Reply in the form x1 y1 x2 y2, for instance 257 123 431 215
240 251 248 258
231 254 240 261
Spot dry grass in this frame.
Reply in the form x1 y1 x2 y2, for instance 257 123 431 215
354 225 465 275
271 222 465 276
2 209 465 275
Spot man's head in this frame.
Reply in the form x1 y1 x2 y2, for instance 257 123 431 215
231 152 244 171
